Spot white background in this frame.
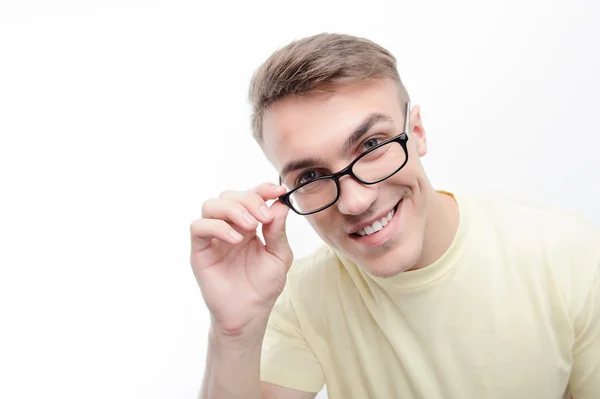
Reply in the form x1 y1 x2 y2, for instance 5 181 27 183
1 0 599 398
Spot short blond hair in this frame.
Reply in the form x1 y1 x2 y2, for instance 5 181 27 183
248 32 410 142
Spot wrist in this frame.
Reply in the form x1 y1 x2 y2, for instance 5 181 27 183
209 315 269 352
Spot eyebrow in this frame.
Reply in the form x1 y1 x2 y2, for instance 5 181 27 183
279 113 393 179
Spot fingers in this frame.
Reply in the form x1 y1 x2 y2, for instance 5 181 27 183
262 200 293 267
190 218 243 252
209 184 287 226
250 182 288 200
192 183 288 252
201 198 260 232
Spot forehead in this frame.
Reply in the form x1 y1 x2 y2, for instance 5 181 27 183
261 79 403 172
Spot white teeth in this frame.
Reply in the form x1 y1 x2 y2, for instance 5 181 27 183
356 207 396 237
372 221 383 232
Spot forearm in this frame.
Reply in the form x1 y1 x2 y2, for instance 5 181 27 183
200 325 266 399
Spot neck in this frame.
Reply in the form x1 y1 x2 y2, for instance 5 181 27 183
413 190 460 270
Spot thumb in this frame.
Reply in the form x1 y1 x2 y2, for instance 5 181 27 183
262 200 293 267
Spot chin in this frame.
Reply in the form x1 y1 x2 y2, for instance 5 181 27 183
359 237 423 277
345 196 426 277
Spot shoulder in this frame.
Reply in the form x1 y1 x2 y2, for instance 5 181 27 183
462 192 600 247
460 192 600 315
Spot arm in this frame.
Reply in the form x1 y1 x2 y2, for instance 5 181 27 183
200 325 317 399
261 382 317 399
200 325 263 399
568 265 600 398
190 183 311 398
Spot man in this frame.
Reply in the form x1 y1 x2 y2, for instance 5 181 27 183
190 33 600 398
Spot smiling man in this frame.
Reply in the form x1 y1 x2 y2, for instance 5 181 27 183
190 33 600 399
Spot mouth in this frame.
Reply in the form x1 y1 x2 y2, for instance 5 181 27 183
350 199 403 239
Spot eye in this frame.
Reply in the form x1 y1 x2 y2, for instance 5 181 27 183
296 170 323 186
362 137 383 152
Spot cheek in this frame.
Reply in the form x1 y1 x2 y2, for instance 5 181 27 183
386 161 421 187
306 212 342 239
398 153 426 183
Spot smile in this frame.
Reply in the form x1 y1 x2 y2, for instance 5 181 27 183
351 199 402 238
356 207 395 236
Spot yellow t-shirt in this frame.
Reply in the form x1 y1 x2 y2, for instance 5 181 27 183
260 192 600 398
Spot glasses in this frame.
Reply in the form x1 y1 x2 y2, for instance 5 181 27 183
278 102 411 215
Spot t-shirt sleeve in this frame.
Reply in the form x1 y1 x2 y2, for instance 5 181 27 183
260 284 325 393
569 263 600 398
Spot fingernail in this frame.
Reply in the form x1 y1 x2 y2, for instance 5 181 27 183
229 230 243 242
260 205 272 219
242 212 257 225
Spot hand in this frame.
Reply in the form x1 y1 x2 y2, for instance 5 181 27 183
190 183 293 343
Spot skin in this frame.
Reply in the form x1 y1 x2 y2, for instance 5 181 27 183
192 77 460 398
262 78 459 277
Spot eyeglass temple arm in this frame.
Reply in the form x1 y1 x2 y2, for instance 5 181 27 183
405 102 411 133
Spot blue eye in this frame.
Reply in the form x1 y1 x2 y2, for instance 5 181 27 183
362 138 382 151
297 170 322 186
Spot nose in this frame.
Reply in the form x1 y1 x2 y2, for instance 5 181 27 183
335 176 377 215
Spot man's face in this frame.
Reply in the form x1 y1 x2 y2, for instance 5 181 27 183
261 79 432 277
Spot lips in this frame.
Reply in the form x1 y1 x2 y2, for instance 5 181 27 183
350 200 402 236
355 207 396 236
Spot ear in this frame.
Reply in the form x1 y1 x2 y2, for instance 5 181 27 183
409 104 427 157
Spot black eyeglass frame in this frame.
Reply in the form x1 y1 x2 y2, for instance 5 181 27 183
278 102 411 215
